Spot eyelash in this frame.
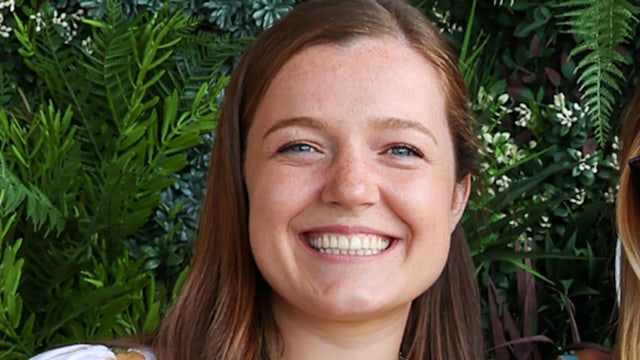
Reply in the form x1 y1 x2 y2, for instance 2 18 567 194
277 142 317 153
386 144 423 158
276 142 423 159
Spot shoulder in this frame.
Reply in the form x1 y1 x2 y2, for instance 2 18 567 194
30 344 156 360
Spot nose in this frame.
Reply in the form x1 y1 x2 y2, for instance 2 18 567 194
321 148 380 210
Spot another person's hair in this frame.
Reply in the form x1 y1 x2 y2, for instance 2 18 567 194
148 0 483 358
615 82 640 360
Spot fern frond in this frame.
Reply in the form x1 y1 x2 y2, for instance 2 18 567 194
0 153 65 236
0 67 14 109
556 0 639 145
12 9 102 162
81 0 137 139
0 230 33 358
155 32 248 113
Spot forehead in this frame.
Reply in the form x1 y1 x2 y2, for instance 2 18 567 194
255 37 447 129
279 37 438 85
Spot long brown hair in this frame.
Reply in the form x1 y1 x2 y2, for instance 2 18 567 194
615 82 640 360
149 1 483 358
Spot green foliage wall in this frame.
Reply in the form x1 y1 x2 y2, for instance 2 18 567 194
0 0 638 358
425 0 638 358
0 0 250 356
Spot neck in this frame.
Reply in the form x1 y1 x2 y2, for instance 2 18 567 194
271 294 410 360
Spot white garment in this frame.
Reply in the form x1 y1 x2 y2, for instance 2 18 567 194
29 344 155 360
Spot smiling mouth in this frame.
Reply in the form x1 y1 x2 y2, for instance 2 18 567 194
306 233 392 256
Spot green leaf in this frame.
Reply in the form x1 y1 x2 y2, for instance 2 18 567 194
555 0 640 145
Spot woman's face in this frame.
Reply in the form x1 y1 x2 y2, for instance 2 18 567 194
244 37 470 321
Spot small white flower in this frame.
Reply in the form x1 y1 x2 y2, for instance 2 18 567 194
50 9 84 43
570 188 586 205
552 93 566 110
495 175 512 192
572 150 600 176
604 187 616 204
0 0 15 12
482 133 494 147
612 136 620 151
540 215 551 228
514 103 532 127
82 36 93 54
550 93 589 130
558 109 575 128
493 0 515 6
431 5 461 34
611 153 619 171
0 13 10 38
476 87 494 105
30 12 45 32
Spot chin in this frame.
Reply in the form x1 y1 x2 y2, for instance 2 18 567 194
306 293 412 321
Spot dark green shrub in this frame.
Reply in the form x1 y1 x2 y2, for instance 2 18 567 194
427 0 638 358
0 1 244 355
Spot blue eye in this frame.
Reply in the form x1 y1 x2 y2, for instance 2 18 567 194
388 145 422 157
278 143 316 153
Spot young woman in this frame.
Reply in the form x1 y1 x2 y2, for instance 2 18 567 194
613 82 640 360
32 0 483 359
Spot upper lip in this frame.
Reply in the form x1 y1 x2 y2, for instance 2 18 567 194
300 225 397 239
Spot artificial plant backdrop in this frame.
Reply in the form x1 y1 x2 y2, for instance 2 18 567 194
0 0 638 359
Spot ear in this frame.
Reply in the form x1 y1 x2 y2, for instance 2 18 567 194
450 173 471 232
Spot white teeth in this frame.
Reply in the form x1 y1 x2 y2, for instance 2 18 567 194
330 235 338 248
338 235 349 250
307 233 391 255
351 236 362 250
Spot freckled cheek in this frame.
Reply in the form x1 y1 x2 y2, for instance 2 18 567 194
386 177 456 231
247 166 321 225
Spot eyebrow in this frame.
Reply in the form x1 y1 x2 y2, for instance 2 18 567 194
262 116 439 145
262 117 325 139
372 117 439 145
